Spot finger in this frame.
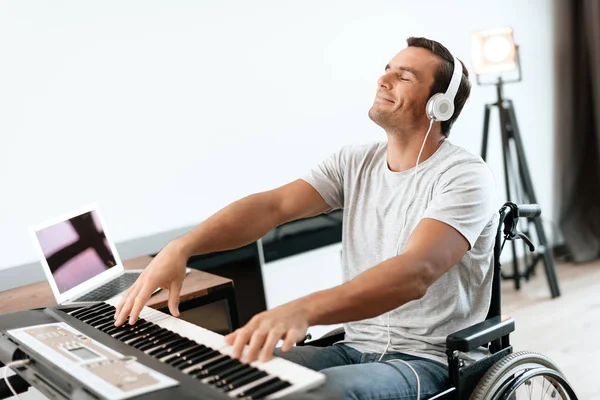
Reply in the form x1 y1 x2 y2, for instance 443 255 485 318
281 328 303 353
114 282 136 319
243 330 268 364
115 282 143 326
168 280 183 317
259 329 285 363
128 286 154 325
224 330 237 345
114 294 135 327
231 328 251 360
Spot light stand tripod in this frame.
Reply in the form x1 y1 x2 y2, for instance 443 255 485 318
480 77 561 299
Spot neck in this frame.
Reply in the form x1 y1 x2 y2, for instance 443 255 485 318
386 121 445 172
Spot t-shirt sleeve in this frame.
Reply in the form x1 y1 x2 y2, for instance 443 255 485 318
422 161 500 249
301 146 350 210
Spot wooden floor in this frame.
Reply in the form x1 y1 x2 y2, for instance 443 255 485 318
501 259 600 399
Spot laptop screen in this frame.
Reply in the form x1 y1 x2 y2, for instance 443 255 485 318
33 210 118 294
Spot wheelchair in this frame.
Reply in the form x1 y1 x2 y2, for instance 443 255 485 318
297 202 579 400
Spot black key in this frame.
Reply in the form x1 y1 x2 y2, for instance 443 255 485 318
161 343 202 363
128 329 170 348
239 379 291 399
134 331 175 350
123 326 164 345
196 358 241 377
148 338 190 357
215 366 260 388
81 308 116 323
140 335 181 353
189 355 231 375
111 320 151 336
184 350 224 367
79 308 114 323
235 377 279 398
70 303 105 318
101 316 130 332
76 302 111 315
86 314 115 327
176 350 221 370
207 363 248 384
73 303 112 320
222 370 268 392
153 341 196 359
115 322 154 341
168 346 210 366
186 354 228 374
97 319 126 332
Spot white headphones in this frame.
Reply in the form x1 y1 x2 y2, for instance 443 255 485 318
425 56 463 122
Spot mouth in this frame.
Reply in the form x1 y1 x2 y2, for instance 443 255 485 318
375 96 394 104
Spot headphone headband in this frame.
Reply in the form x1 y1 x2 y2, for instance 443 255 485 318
445 56 462 103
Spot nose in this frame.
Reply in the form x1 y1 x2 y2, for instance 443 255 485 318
377 72 392 90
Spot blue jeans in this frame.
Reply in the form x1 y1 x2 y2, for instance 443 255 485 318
274 344 449 400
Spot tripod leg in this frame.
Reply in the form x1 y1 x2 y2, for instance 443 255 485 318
505 100 561 298
498 100 522 291
481 104 492 161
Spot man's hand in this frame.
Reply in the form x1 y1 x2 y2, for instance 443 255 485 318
224 300 310 364
114 241 188 326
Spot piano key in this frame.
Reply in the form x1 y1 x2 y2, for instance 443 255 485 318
115 322 155 341
85 314 115 327
81 308 116 323
240 379 291 400
203 363 249 384
142 335 183 354
195 358 241 377
72 303 112 320
100 300 326 399
153 341 196 360
181 353 226 373
221 370 268 392
161 344 204 363
134 331 177 350
72 302 110 316
120 326 164 345
147 338 191 357
69 304 100 318
188 355 232 376
170 348 214 368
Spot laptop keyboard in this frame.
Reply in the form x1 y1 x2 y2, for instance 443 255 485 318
74 273 141 302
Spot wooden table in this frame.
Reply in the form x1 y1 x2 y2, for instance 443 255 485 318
0 256 239 332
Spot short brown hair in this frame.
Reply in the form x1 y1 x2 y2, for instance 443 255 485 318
407 37 471 137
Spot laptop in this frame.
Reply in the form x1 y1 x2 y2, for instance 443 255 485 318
30 204 181 305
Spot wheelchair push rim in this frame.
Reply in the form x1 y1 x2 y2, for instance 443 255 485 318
469 351 577 400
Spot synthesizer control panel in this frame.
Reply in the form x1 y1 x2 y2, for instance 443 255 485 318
8 322 178 400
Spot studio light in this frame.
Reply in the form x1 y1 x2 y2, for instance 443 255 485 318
471 27 520 85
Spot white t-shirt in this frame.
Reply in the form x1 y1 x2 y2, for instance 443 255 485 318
302 139 500 365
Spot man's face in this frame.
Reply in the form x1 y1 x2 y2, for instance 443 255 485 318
369 46 440 131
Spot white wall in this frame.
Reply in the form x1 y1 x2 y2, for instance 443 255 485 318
0 0 557 270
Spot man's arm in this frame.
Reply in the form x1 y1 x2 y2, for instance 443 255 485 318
174 179 333 259
227 218 469 362
114 179 332 326
303 218 469 325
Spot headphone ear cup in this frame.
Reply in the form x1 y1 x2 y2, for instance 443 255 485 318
426 93 454 122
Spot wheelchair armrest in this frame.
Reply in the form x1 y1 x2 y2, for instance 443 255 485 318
446 315 514 353
297 327 345 347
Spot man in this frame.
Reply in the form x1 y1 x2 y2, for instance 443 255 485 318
114 37 499 399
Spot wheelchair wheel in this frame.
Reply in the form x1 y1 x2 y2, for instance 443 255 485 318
470 351 578 400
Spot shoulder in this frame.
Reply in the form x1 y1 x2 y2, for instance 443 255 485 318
437 141 495 181
335 141 386 168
